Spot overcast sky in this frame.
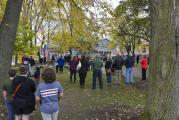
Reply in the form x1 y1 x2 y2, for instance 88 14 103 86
107 0 122 8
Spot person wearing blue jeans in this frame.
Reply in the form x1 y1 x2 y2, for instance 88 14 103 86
92 69 103 89
125 53 135 84
105 58 112 86
106 74 111 85
126 68 134 84
92 55 103 89
3 69 16 120
5 100 15 120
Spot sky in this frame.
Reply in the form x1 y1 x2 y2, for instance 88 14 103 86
107 0 122 8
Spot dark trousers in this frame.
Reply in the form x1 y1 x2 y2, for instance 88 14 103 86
70 69 76 82
142 68 147 80
60 66 63 72
56 66 59 73
92 69 103 89
79 73 86 88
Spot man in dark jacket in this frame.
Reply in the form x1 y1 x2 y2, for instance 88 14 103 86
112 54 124 85
125 53 135 84
69 56 78 82
29 56 35 67
79 56 89 88
12 66 36 120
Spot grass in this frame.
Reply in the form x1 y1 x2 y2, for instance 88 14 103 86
56 68 147 119
0 66 147 120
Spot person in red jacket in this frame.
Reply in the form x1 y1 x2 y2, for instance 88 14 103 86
140 55 149 80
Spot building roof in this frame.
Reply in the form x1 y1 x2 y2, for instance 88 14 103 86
95 38 111 52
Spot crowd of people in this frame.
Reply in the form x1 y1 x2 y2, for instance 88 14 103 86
53 53 149 90
2 53 149 120
65 53 149 89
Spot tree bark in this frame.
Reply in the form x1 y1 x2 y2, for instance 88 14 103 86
174 0 179 118
146 0 179 119
0 0 23 81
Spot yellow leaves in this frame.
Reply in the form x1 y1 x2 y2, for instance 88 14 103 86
26 0 113 52
0 0 6 21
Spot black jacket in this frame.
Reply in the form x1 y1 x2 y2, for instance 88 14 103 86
105 60 112 69
79 60 89 74
112 56 123 70
29 58 35 66
12 75 36 113
125 56 135 68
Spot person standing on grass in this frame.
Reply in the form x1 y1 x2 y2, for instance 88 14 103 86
69 56 79 83
3 69 16 120
57 56 65 73
140 55 149 80
51 54 55 65
43 57 46 65
136 55 140 64
34 66 41 88
36 68 64 120
39 57 43 67
12 66 36 120
79 55 89 88
29 56 35 67
55 59 59 73
125 53 135 85
22 55 30 76
92 55 103 89
112 54 124 86
105 58 112 86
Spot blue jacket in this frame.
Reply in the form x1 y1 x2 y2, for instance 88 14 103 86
57 58 65 67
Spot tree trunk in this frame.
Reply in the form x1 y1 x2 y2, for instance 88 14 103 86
0 0 23 81
146 0 179 119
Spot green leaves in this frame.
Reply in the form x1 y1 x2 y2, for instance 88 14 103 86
15 21 36 54
109 0 150 53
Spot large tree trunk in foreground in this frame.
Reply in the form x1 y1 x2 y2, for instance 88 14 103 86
0 0 23 82
146 0 179 119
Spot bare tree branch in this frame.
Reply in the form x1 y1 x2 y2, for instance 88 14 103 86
118 26 149 42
